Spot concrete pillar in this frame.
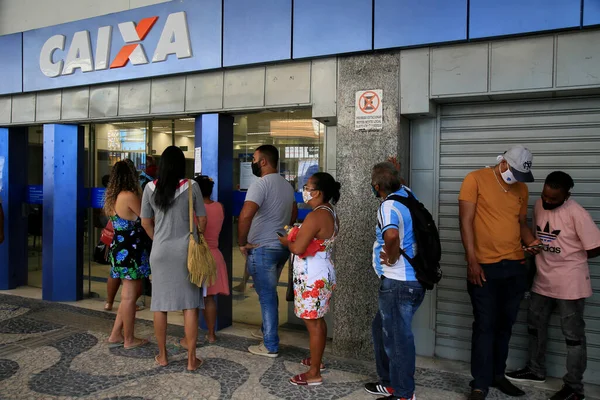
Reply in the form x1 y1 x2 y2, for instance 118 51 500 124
0 127 28 289
195 114 234 331
332 53 408 358
42 124 84 301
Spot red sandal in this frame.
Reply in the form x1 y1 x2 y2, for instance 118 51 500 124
289 373 323 386
300 357 326 370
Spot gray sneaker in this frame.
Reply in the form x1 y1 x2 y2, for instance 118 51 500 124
248 342 278 358
251 329 263 339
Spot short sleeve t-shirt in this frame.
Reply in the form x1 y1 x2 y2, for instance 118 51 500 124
246 173 295 247
532 199 600 300
372 187 417 282
458 168 529 264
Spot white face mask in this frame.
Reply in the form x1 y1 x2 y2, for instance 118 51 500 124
302 189 313 203
500 163 517 185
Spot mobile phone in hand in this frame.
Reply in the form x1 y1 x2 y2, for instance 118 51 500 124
523 244 544 250
276 232 284 237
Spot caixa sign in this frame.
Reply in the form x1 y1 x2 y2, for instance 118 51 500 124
40 12 191 77
23 0 221 92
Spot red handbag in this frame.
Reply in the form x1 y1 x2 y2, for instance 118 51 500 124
100 220 114 246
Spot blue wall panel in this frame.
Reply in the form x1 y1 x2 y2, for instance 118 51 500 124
470 0 581 39
293 0 372 59
375 0 467 49
584 0 600 26
23 0 221 92
223 0 292 67
0 128 28 290
0 34 23 95
42 124 84 301
195 114 234 331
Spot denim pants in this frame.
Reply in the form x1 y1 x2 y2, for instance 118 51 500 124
372 277 425 398
468 260 527 392
527 292 587 393
246 245 290 352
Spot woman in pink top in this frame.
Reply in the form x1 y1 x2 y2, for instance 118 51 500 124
195 175 230 343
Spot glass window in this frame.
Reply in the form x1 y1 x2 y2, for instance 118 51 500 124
230 109 326 326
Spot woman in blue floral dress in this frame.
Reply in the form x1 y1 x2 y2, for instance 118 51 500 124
105 161 151 350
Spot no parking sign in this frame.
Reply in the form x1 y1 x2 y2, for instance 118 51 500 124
355 89 383 131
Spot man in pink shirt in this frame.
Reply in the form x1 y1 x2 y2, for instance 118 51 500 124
506 172 600 400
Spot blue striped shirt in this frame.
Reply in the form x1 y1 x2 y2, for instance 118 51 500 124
372 187 417 281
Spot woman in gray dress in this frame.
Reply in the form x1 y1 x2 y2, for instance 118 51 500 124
141 146 207 371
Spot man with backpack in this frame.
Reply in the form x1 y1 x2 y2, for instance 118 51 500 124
459 145 541 399
365 161 440 400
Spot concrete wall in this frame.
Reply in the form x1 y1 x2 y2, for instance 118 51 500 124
0 0 170 35
332 52 409 358
0 59 337 125
400 29 600 116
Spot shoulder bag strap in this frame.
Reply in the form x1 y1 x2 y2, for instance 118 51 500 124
188 180 194 235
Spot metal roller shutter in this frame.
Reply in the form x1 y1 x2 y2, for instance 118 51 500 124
435 97 600 384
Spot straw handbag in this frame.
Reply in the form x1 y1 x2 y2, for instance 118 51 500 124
187 181 217 287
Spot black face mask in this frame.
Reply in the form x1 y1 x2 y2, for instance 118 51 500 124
371 185 380 198
542 200 564 211
251 162 262 178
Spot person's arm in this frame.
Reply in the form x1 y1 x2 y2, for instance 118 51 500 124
388 156 407 186
382 229 400 265
238 202 259 247
378 202 402 266
290 202 298 225
192 182 207 234
238 180 264 249
285 212 320 255
519 188 541 253
458 173 485 286
0 203 4 245
140 185 155 240
588 247 600 259
573 204 600 260
141 218 154 240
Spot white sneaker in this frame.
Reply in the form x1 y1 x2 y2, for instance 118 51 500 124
248 342 278 358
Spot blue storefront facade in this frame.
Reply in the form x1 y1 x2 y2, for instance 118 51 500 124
1 0 600 383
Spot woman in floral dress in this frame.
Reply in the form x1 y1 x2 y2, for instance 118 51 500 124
105 161 152 349
279 172 341 386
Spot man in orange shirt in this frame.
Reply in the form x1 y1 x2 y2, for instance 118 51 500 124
459 145 541 400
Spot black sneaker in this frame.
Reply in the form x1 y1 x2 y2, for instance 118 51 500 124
469 389 487 400
492 377 525 397
506 366 546 383
549 385 585 400
364 382 394 396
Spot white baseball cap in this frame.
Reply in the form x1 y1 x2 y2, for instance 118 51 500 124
501 145 534 182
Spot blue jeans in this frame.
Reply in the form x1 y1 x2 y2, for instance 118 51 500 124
246 245 290 352
373 277 425 398
468 259 527 393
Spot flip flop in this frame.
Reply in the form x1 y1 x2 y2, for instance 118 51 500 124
124 338 149 350
205 335 217 344
106 340 124 349
289 373 323 386
154 355 168 367
186 358 204 372
301 357 326 370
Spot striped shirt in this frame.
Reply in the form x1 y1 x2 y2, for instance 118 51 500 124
372 187 417 281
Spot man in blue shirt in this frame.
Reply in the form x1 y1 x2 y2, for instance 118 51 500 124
365 162 425 400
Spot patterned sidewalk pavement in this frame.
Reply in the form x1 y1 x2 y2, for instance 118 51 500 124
0 294 571 399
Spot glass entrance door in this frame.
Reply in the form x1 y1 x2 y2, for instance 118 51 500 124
83 119 196 307
26 126 44 288
230 110 325 328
